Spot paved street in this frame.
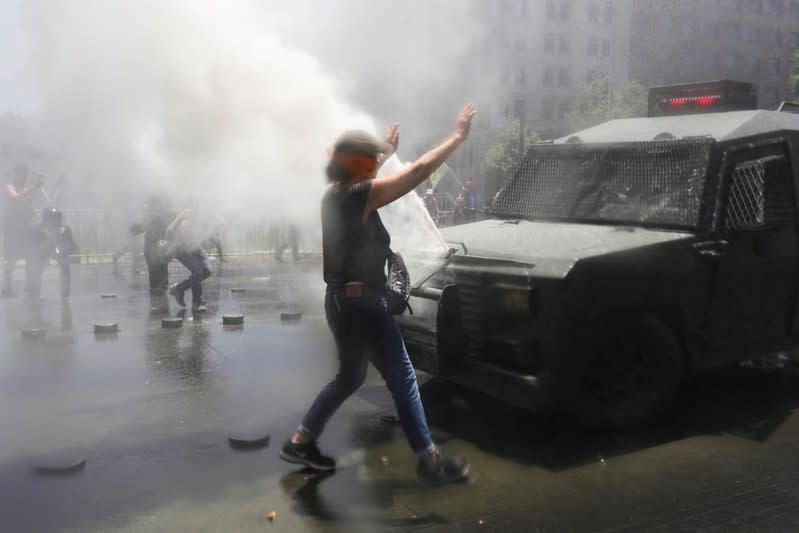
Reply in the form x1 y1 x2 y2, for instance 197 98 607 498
2 258 799 532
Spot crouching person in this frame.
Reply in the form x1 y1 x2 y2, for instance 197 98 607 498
167 209 212 312
29 207 78 301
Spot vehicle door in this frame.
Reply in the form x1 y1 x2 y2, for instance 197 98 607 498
707 142 798 363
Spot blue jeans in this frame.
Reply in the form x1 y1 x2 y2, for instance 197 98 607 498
300 285 435 457
175 247 212 304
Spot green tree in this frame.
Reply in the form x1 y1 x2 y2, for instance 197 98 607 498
567 76 648 131
484 119 539 189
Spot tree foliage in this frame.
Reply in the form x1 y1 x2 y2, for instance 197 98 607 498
484 119 539 187
567 76 648 131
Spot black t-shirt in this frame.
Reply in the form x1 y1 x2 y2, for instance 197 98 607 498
322 180 390 290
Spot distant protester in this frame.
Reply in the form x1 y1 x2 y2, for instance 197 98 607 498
2 166 41 298
275 221 300 263
423 188 439 225
134 197 175 293
167 209 212 312
281 103 476 485
28 207 78 301
462 178 478 222
202 214 226 264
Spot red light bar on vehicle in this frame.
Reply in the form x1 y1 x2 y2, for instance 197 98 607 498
648 81 756 117
668 95 720 109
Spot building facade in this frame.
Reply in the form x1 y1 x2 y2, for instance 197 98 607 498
629 0 799 110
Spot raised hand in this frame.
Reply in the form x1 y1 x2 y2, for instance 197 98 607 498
384 122 399 154
454 103 477 142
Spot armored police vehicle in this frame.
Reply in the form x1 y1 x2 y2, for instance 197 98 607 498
399 81 799 427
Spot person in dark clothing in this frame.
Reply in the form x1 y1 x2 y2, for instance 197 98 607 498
280 103 477 485
28 207 78 301
423 188 439 225
462 178 478 223
167 209 212 312
2 167 42 298
135 197 174 293
275 221 300 262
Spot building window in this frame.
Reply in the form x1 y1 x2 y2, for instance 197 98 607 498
727 0 743 10
586 69 606 82
750 0 763 12
792 1 799 19
588 2 599 21
747 25 761 43
600 38 610 57
542 101 554 121
705 20 721 39
544 34 555 52
543 66 554 86
764 86 779 106
726 53 742 70
587 37 599 56
791 32 799 48
546 0 557 18
559 35 571 53
515 66 527 85
559 1 572 20
603 1 614 23
768 0 784 15
767 57 781 77
558 102 571 119
726 22 741 40
749 57 761 75
768 29 783 46
558 68 570 86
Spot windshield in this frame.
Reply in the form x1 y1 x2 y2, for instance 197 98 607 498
490 139 713 230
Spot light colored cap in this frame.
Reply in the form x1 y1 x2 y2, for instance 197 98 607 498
333 130 393 157
425 189 433 195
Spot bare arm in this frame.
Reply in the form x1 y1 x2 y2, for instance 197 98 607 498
365 103 476 215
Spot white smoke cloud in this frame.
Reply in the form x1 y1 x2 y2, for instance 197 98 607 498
20 0 380 220
18 0 450 271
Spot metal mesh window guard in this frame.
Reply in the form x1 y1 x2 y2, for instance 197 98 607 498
491 139 713 229
725 155 787 231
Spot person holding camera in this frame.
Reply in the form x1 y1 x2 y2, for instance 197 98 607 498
281 103 476 485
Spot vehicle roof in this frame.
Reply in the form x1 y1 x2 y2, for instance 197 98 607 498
555 110 799 144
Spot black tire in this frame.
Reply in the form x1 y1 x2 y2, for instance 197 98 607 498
571 313 683 429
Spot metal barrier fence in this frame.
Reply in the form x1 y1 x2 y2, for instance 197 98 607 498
1 210 320 260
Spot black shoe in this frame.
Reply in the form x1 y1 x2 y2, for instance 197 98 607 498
417 452 471 485
280 439 336 471
192 303 207 313
168 284 186 307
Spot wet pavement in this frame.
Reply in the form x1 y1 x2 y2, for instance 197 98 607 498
3 258 799 532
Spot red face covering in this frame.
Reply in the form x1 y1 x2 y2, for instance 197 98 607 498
332 151 378 182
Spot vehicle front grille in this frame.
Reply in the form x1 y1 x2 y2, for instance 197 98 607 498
457 282 488 359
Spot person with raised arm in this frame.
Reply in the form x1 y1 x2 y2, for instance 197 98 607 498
280 103 477 485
